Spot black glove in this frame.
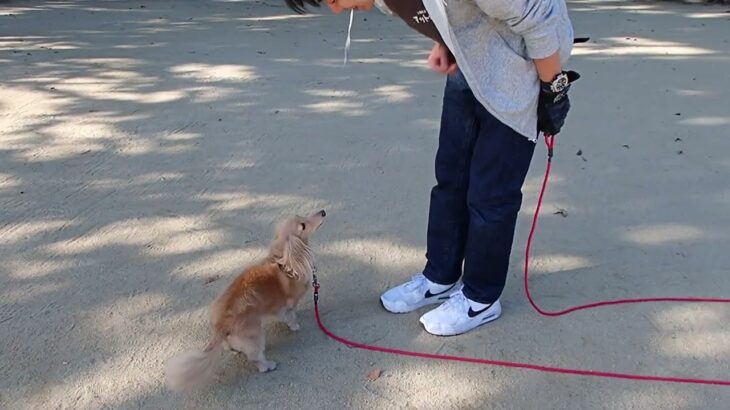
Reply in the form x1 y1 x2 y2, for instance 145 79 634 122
537 70 580 135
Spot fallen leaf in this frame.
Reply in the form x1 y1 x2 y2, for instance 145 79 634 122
576 150 582 156
622 145 630 149
366 368 382 381
554 208 568 218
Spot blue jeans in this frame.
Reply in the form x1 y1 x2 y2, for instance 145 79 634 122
423 71 536 304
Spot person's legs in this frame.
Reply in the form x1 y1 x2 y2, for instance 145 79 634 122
460 106 536 304
419 100 536 336
422 70 481 286
380 70 480 313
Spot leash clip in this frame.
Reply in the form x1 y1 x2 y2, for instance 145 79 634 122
312 273 320 303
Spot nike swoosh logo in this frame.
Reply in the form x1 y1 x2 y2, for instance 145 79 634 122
424 284 455 300
467 304 493 318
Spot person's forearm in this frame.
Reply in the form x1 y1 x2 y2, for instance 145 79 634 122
533 51 561 82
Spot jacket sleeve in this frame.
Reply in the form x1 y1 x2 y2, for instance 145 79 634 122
474 0 559 59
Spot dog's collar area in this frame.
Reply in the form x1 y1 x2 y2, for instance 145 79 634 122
277 262 317 281
277 263 299 279
278 262 293 275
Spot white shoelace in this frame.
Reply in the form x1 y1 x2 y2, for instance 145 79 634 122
443 290 468 313
404 274 427 292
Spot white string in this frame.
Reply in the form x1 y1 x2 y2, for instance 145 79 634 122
343 9 354 66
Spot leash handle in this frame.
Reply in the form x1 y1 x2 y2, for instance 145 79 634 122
544 133 555 160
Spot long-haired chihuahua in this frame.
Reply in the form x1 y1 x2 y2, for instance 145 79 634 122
165 210 326 390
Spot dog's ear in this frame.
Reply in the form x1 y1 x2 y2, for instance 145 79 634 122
275 235 312 278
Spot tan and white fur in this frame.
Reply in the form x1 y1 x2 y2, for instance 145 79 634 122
165 210 326 390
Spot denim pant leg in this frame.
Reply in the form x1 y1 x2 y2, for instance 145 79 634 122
423 71 480 286
461 105 536 304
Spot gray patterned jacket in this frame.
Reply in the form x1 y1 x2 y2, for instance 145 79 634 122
377 0 575 140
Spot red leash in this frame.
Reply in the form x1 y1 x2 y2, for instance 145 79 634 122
525 135 730 316
312 134 730 387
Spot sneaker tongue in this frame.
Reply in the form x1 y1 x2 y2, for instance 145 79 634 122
444 291 467 312
405 275 426 291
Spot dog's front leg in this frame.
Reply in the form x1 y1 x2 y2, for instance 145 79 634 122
278 307 300 331
286 309 300 331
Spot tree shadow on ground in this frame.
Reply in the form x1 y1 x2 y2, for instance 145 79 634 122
1 0 729 408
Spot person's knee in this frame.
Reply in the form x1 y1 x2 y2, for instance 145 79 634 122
466 190 522 223
434 157 469 190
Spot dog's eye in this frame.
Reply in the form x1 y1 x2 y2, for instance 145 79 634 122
300 223 306 231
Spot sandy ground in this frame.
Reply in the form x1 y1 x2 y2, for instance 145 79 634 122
1 0 729 408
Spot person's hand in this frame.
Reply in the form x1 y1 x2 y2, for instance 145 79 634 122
537 70 580 135
427 42 457 75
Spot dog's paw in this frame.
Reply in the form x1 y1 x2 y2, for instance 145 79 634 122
257 360 277 373
287 322 301 332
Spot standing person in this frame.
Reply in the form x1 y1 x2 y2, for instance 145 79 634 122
286 0 579 336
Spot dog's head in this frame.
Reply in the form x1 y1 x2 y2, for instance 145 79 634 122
270 210 326 278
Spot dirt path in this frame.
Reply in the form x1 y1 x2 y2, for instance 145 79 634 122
1 1 729 408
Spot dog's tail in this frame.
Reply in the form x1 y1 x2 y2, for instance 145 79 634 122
165 332 225 391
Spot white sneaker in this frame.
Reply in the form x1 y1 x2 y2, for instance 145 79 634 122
380 273 458 313
419 290 502 336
